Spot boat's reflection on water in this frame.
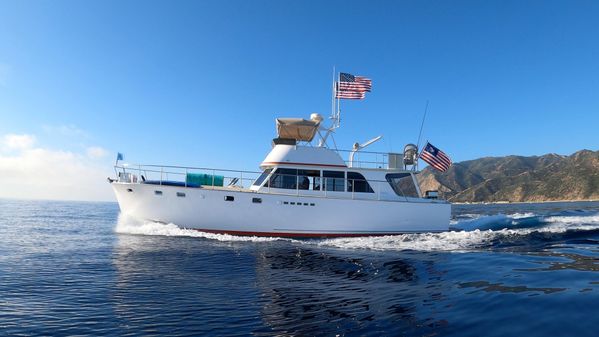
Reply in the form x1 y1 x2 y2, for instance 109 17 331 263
252 245 451 336
112 233 452 336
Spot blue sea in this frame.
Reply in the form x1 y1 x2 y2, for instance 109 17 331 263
1 199 598 336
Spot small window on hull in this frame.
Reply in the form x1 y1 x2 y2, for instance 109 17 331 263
177 192 186 197
154 190 163 196
225 196 234 201
252 198 262 203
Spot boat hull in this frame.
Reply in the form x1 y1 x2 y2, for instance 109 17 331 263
112 182 451 237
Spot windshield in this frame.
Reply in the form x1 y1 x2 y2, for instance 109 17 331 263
252 169 272 186
386 173 420 198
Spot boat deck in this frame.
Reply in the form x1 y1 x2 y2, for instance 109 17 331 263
141 180 250 192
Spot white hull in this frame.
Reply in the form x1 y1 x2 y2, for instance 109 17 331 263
112 182 451 237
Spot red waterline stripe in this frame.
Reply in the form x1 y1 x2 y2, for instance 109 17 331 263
193 228 405 238
261 161 347 168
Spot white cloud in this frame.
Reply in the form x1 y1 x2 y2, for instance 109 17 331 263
0 133 115 202
3 134 36 150
42 124 89 138
86 146 108 159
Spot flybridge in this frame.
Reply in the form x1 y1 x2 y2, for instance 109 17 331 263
261 144 416 171
271 111 420 172
271 71 421 172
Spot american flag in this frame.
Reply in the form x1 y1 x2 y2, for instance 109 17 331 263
335 72 372 100
420 142 452 172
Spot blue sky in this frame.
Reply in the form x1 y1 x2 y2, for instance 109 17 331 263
1 0 598 200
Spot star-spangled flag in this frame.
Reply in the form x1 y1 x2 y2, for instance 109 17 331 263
420 142 452 172
335 72 372 100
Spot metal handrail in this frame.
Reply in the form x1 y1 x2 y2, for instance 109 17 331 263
115 164 261 190
114 164 423 202
335 149 390 169
127 163 261 175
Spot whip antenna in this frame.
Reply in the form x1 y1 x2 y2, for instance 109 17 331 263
416 100 429 150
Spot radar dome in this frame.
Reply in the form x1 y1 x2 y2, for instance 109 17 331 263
310 113 323 123
403 143 418 166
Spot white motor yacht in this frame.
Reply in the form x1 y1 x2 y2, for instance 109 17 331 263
110 113 450 237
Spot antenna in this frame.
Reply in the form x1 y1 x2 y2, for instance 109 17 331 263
416 100 429 150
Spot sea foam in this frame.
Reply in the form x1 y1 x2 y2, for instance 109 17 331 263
115 211 599 251
115 214 294 243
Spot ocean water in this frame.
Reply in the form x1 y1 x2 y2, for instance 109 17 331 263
0 199 598 336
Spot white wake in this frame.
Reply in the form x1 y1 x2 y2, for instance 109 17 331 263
115 212 599 251
115 214 294 243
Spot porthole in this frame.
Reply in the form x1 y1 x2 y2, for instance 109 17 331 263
252 198 262 203
225 196 234 202
154 190 163 196
177 192 186 197
127 188 133 193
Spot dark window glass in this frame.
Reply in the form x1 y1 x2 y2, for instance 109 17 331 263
253 168 272 186
347 172 374 193
323 170 345 191
386 173 420 198
298 169 321 191
268 168 298 189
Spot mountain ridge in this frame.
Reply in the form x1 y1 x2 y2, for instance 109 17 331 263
417 149 599 202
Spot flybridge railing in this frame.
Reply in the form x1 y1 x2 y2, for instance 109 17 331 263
335 149 391 169
113 164 425 202
114 164 262 190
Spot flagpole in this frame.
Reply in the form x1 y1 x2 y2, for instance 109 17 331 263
331 66 336 121
336 72 340 128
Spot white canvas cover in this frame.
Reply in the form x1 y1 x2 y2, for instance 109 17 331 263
276 118 320 141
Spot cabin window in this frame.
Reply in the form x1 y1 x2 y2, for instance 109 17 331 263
323 170 345 192
268 168 297 189
268 168 298 189
154 190 163 196
176 192 186 197
347 172 374 193
225 195 234 201
386 173 420 198
252 197 262 203
253 168 272 186
298 169 321 191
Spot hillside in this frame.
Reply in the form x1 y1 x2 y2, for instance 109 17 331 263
417 149 599 203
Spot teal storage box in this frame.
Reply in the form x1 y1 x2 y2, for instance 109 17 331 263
186 173 224 187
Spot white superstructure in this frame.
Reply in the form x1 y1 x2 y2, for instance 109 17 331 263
110 113 450 237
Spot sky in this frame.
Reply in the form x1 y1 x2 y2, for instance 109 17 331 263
1 0 598 201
